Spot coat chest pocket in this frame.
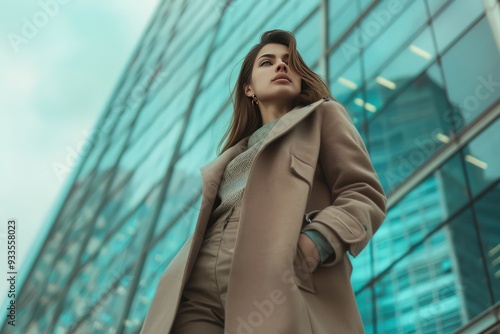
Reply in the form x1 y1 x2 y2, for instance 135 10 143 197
289 152 315 188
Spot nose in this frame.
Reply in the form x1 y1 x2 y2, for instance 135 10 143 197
276 59 288 72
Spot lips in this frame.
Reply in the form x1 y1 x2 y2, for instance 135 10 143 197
272 74 291 82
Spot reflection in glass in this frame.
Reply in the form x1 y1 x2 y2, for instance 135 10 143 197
464 118 500 197
369 71 453 193
474 182 500 304
357 287 375 334
434 153 470 217
432 0 484 53
365 27 436 115
441 16 500 129
374 209 490 332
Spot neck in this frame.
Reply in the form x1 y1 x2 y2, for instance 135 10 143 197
258 101 295 125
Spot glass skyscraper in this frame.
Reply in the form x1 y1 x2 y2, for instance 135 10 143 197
2 0 499 333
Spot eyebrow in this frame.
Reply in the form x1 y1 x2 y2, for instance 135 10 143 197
257 53 289 60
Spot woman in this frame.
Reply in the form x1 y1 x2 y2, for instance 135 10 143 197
141 29 387 334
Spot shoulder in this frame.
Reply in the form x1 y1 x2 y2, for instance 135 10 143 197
318 98 354 126
319 97 345 111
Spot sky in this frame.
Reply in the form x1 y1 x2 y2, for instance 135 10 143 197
0 0 160 308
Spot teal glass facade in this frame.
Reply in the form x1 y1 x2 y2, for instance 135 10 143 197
2 0 499 333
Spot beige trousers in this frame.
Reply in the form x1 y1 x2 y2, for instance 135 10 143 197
170 204 241 333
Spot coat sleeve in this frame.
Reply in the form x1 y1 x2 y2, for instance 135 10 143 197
301 99 387 267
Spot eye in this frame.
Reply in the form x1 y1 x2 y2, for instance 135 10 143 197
260 60 271 66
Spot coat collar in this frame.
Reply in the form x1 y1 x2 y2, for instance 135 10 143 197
199 98 326 187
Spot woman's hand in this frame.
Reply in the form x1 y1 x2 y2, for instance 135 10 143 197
298 233 321 272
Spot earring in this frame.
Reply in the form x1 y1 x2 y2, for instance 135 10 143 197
251 94 259 107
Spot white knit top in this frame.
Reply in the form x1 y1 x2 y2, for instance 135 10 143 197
210 118 279 224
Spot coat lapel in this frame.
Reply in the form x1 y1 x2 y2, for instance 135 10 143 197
199 98 325 190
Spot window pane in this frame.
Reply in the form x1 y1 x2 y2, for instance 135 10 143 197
351 246 372 288
441 16 500 130
363 0 428 81
434 153 470 216
356 287 375 334
464 117 500 197
373 152 470 276
328 0 358 46
295 10 322 66
368 70 453 192
474 182 500 304
426 0 451 17
374 209 490 333
432 0 484 53
446 211 494 320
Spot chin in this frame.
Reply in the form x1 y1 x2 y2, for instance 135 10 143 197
271 89 300 98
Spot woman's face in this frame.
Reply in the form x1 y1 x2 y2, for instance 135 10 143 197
245 43 302 104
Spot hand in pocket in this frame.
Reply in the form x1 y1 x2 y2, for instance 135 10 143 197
297 233 321 273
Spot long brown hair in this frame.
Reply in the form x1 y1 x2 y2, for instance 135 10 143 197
217 29 335 155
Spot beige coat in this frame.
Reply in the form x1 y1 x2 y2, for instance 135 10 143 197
140 97 387 334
